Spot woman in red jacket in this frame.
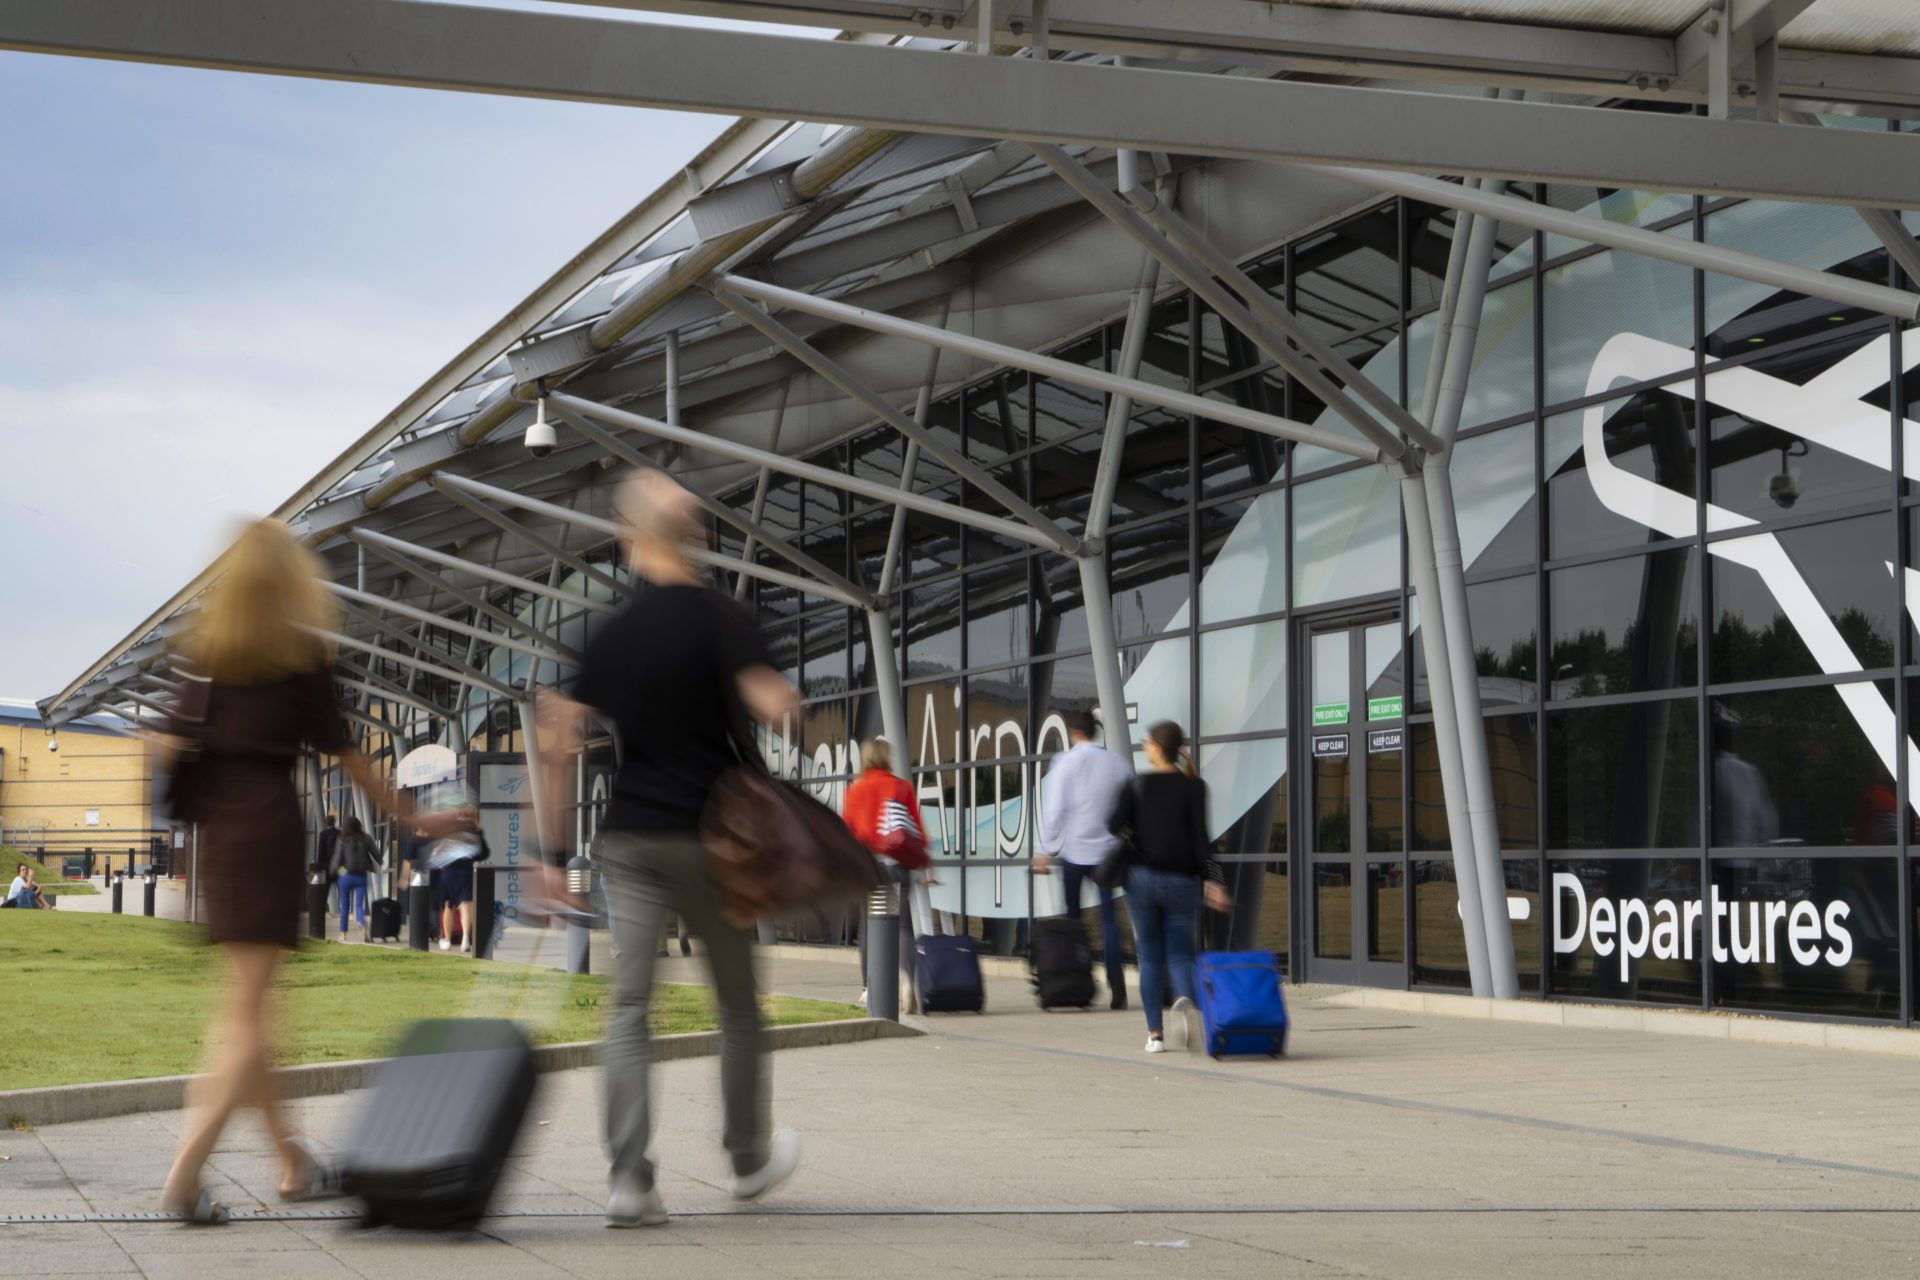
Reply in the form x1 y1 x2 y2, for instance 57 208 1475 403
842 738 929 1012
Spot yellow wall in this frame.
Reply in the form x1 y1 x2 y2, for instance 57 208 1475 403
0 722 154 867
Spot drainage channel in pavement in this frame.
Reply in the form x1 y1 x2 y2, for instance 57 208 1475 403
7 1203 1920 1224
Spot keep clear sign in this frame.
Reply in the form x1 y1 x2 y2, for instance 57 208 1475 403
1366 728 1404 754
1312 734 1349 760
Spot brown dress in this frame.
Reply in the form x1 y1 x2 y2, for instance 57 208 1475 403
185 666 349 949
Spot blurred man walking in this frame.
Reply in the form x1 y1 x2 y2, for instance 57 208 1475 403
535 470 802 1229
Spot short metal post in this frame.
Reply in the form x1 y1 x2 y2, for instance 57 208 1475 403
566 855 592 975
865 877 901 1021
408 867 431 951
307 871 328 940
143 874 156 918
110 873 123 914
474 866 497 959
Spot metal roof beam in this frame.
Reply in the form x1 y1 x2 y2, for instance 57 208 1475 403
546 405 879 606
431 483 635 602
343 529 621 617
11 0 1920 206
328 582 575 668
430 472 872 608
715 274 1382 460
1314 166 1920 322
547 392 1071 551
346 535 585 663
307 623 520 702
711 291 1084 555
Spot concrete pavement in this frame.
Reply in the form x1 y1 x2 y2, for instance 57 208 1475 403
6 947 1920 1276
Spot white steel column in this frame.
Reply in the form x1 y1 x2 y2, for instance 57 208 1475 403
1399 470 1494 997
1421 183 1522 1000
1080 251 1159 753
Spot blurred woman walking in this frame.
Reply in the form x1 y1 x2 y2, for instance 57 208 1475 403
1110 721 1230 1053
150 519 409 1224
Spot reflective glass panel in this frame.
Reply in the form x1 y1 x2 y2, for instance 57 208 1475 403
1710 857 1898 1019
1199 492 1286 625
1710 515 1896 684
1109 517 1190 643
1548 699 1698 849
1200 621 1286 738
1294 465 1400 607
1548 858 1703 1004
1546 390 1698 559
1549 549 1699 699
1711 686 1896 847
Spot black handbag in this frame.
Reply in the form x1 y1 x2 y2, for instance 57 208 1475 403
1090 777 1142 891
153 673 214 825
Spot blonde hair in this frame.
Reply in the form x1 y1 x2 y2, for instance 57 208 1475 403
186 519 335 684
860 737 893 773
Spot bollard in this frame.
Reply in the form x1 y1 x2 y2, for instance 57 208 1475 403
565 855 592 975
110 873 123 915
473 867 497 960
408 868 431 952
864 877 900 1021
307 871 328 940
143 874 156 918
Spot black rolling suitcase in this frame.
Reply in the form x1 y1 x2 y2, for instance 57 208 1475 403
340 1018 538 1229
368 897 402 941
1030 917 1096 1010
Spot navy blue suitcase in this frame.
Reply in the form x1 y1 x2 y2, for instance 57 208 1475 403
1194 951 1287 1058
915 936 985 1013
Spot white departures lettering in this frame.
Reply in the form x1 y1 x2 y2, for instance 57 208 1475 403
1551 873 1855 980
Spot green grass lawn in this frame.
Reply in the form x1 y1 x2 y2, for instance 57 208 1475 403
0 912 858 1090
4 850 98 896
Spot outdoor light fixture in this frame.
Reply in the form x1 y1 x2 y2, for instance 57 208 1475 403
525 391 556 460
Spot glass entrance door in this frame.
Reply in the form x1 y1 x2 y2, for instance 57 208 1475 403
1303 615 1408 987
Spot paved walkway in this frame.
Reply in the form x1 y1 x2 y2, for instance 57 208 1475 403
7 946 1920 1276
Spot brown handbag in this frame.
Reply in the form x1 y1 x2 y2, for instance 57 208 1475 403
700 765 881 930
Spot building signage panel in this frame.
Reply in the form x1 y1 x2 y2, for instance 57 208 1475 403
1366 728 1403 754
1311 702 1348 727
1367 696 1403 721
1311 734 1349 760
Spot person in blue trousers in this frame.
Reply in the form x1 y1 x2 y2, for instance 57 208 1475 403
331 815 377 942
1035 708 1135 1009
1110 721 1231 1053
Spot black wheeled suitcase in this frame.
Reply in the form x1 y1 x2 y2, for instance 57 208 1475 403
368 897 402 941
340 1018 538 1229
1030 917 1096 1010
915 936 985 1013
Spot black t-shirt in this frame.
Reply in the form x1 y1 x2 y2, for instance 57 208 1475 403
570 583 773 834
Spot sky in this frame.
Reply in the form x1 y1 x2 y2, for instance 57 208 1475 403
0 5 814 707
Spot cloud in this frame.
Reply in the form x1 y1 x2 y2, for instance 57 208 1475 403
0 42 740 702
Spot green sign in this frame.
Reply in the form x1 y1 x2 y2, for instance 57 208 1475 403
1367 695 1404 721
1312 702 1349 727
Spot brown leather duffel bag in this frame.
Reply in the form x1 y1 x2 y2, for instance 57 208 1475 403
700 765 881 929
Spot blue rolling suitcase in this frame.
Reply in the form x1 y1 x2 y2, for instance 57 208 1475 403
1194 951 1287 1058
915 936 985 1013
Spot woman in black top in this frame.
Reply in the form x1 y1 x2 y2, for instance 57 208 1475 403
1112 721 1230 1053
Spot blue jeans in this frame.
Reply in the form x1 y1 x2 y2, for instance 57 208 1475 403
1126 866 1197 1035
337 872 368 934
1060 861 1127 1003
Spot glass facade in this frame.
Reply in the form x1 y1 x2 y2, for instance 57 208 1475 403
678 187 1920 1022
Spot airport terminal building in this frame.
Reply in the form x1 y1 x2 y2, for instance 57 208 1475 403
30 3 1920 1024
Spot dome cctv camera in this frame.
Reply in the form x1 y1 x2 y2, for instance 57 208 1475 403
525 397 556 460
1768 466 1800 510
46 737 58 752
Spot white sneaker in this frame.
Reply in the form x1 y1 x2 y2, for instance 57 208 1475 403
606 1176 667 1228
438 938 451 952
1145 1035 1167 1054
338 934 349 945
729 1129 800 1202
1169 996 1197 1052
461 940 473 954
857 988 868 1009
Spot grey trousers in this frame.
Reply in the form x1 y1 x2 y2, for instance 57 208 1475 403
598 829 768 1188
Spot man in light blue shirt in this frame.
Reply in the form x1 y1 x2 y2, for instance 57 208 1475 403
1036 709 1135 1009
